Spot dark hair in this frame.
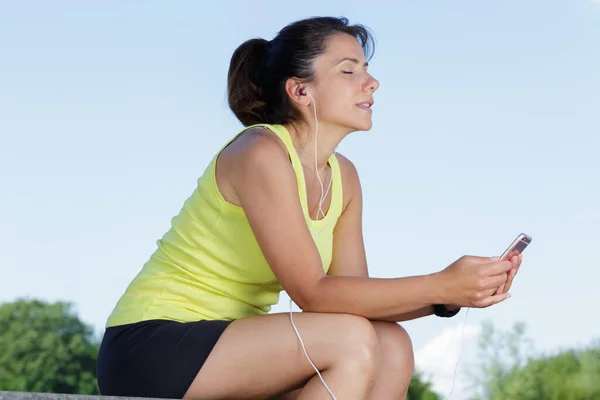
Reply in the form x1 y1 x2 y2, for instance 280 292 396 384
227 16 375 127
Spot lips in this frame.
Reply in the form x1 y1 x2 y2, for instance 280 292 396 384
357 101 373 111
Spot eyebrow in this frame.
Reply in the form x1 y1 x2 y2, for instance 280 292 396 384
335 57 369 67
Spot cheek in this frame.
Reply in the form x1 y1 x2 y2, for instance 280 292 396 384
315 81 361 121
318 94 350 118
329 101 355 121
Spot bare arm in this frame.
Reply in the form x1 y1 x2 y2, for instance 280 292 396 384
225 128 512 319
377 307 435 322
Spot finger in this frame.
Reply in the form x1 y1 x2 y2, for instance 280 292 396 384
505 250 521 263
474 293 511 308
485 272 509 289
496 282 506 295
491 279 505 295
482 286 500 297
503 255 522 292
499 250 515 262
482 287 498 298
484 260 513 275
503 269 516 293
467 255 500 264
517 254 523 270
506 256 522 290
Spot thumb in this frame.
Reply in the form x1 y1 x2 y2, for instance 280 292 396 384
468 255 499 264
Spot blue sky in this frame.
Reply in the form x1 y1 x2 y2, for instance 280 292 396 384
1 1 599 398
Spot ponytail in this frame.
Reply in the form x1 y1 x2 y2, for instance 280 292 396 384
227 38 269 126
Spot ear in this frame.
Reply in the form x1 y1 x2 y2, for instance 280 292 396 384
285 77 311 106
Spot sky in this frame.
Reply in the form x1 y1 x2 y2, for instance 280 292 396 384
1 1 599 398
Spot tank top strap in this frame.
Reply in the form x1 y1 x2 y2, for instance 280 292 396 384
327 153 344 220
259 124 308 202
267 124 343 224
225 123 343 223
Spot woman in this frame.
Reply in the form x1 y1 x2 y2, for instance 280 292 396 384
97 16 521 400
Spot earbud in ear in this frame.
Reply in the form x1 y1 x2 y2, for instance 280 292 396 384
299 88 307 96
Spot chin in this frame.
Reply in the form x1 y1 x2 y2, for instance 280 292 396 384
338 118 373 134
354 119 373 132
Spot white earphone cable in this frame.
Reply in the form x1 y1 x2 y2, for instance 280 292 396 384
309 91 334 234
288 90 337 400
443 307 470 400
289 299 337 399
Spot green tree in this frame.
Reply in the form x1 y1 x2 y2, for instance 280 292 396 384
470 321 600 400
469 320 535 399
408 371 442 400
0 298 100 394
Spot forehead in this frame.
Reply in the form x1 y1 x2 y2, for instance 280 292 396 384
320 33 366 64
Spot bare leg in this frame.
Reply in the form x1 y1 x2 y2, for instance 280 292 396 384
183 312 378 400
274 321 415 400
271 388 301 400
368 321 415 400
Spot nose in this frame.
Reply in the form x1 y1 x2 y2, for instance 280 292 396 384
363 74 380 93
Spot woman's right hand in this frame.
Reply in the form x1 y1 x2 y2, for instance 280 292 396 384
435 255 514 308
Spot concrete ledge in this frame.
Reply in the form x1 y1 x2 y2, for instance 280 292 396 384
0 393 168 400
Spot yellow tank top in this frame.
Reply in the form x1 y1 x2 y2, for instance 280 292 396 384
105 124 344 327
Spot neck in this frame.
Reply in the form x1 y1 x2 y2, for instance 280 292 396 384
285 121 347 171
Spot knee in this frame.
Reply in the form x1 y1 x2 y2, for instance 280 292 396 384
376 322 415 379
336 314 379 377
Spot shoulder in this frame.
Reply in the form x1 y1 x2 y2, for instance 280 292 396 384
222 126 289 163
219 126 296 197
335 153 360 181
334 153 362 212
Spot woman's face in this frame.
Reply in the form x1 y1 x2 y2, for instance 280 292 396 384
308 33 380 133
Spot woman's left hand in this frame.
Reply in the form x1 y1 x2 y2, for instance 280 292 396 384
495 252 522 295
444 252 522 310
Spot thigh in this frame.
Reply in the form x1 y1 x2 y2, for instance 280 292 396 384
184 312 377 400
270 388 302 400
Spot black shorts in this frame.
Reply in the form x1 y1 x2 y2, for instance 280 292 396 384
96 318 232 399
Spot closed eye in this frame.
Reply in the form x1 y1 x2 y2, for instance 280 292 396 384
342 71 353 74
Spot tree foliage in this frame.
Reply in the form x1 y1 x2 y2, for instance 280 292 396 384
470 320 600 400
408 371 442 400
0 298 100 394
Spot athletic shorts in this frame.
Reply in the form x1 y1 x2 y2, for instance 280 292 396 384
96 318 232 399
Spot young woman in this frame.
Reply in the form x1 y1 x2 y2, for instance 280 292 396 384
97 16 522 400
